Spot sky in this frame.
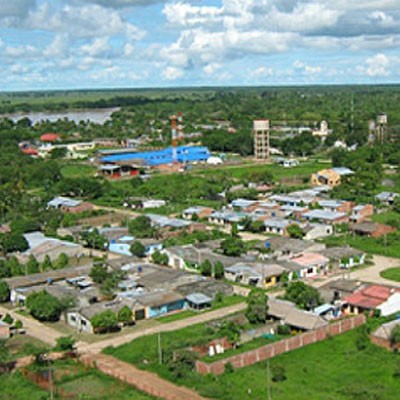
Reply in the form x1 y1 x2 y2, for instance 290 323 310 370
1 0 400 91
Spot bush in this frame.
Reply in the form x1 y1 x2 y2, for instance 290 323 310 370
271 364 287 382
55 336 76 351
26 290 64 322
91 310 119 333
224 362 234 374
0 281 10 303
14 320 23 329
3 314 13 325
277 324 291 335
168 350 197 380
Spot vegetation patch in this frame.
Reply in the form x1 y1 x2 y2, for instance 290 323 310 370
380 267 400 282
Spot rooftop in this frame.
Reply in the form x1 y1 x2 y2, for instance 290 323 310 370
303 209 347 221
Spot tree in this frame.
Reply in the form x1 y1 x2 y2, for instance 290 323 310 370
0 232 29 253
80 229 107 250
41 255 53 271
26 255 40 274
220 236 244 257
200 259 212 276
54 253 69 269
50 147 67 159
287 224 304 239
0 281 10 302
26 290 63 322
271 364 287 382
245 289 269 325
214 261 224 279
118 306 133 325
151 250 169 265
391 325 400 348
130 241 146 258
91 310 119 333
128 216 154 238
90 263 109 284
55 336 76 351
167 350 197 379
284 282 322 310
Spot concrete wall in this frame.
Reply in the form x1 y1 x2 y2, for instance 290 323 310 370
196 314 366 375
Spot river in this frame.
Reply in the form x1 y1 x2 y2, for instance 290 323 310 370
1 107 119 125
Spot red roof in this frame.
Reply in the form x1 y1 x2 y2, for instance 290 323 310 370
40 133 60 142
344 285 395 309
21 147 38 155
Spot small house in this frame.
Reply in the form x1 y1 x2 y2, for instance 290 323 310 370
290 253 330 278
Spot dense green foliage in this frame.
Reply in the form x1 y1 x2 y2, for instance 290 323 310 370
0 281 10 302
284 282 322 310
91 310 119 333
26 290 64 321
245 289 269 324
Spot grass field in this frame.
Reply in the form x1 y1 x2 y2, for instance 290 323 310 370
156 295 245 323
106 324 400 400
380 267 400 282
322 234 400 259
0 371 49 400
20 358 157 400
61 162 97 178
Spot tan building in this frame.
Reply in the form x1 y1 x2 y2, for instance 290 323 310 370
311 167 354 188
253 119 270 160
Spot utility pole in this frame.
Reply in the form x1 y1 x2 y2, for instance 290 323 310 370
158 332 162 365
267 360 272 400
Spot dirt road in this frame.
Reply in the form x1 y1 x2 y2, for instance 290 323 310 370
77 302 246 354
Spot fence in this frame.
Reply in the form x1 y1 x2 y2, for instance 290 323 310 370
196 314 366 375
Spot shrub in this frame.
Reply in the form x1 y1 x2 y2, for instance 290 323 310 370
271 364 287 382
55 336 76 351
277 324 291 335
3 314 13 325
224 362 234 374
26 290 64 322
91 310 119 333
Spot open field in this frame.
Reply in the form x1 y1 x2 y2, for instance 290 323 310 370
0 371 49 400
105 322 400 400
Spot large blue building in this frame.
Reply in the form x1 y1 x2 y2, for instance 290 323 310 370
101 145 210 167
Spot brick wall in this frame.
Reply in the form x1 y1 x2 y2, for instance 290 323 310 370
196 314 366 375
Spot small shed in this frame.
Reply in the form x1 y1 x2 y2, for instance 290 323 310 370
186 293 212 310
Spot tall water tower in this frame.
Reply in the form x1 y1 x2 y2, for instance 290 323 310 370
376 113 387 143
253 119 270 160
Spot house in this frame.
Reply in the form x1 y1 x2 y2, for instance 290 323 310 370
163 244 245 270
47 197 93 214
263 218 291 236
186 293 212 310
318 279 364 304
269 194 315 207
311 167 354 188
230 199 259 210
263 237 326 260
279 205 309 220
342 284 400 316
176 279 234 300
303 224 333 240
21 232 86 263
317 199 354 214
290 253 330 278
66 298 137 334
146 214 191 229
313 304 337 320
302 209 349 225
320 247 365 269
350 222 396 238
375 192 399 206
208 211 246 227
136 291 186 318
267 298 328 331
371 320 400 351
349 204 374 223
225 262 285 288
182 206 215 220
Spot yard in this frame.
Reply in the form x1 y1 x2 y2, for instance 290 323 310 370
105 323 400 400
380 267 400 282
0 371 48 400
22 358 157 400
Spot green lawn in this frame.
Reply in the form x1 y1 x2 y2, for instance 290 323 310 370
156 295 245 323
322 234 400 258
380 267 400 282
61 162 97 178
23 358 157 400
0 371 49 400
105 324 400 400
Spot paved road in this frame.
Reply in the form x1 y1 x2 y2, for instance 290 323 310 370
77 302 246 354
0 305 63 347
310 255 400 289
350 254 400 287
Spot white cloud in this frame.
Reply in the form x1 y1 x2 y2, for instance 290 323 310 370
203 63 222 76
162 66 184 80
43 34 69 58
10 63 29 74
5 44 38 57
124 42 134 57
251 66 274 77
80 37 110 57
363 53 390 77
